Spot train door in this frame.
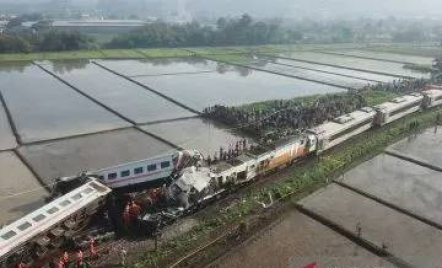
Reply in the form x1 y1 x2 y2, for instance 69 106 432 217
306 135 318 154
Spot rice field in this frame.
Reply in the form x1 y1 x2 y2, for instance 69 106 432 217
277 51 430 79
0 43 437 228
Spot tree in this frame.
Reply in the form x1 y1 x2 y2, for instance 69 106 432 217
38 31 94 51
0 35 31 53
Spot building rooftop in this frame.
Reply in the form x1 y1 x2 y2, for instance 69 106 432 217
50 20 147 28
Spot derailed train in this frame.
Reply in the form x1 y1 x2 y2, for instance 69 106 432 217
2 87 442 267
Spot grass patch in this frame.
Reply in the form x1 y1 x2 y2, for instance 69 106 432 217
134 101 442 268
366 45 442 58
1 43 434 62
137 48 192 58
99 49 145 58
403 63 434 73
185 46 244 55
359 90 401 106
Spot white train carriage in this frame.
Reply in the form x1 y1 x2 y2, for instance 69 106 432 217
422 89 442 108
96 155 175 189
308 107 376 153
0 179 111 267
92 150 201 191
374 94 424 126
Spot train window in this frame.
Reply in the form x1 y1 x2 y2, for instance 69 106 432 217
134 167 144 174
147 164 157 172
98 175 104 181
108 173 117 180
121 170 130 177
83 188 93 195
1 230 16 240
47 207 59 214
33 214 46 222
18 222 32 231
60 200 72 207
72 193 82 200
161 161 171 169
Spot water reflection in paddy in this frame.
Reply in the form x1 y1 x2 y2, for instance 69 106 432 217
38 60 196 124
0 63 129 143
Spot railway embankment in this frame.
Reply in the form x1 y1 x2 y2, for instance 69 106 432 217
128 102 442 268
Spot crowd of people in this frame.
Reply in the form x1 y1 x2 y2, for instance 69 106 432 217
203 79 428 143
367 78 427 94
204 92 367 142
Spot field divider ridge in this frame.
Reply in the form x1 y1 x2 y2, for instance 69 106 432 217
384 149 442 172
33 61 137 125
295 203 416 268
13 149 51 193
92 60 201 115
33 61 182 149
318 51 415 65
333 181 442 232
268 54 414 79
196 55 355 90
0 89 23 145
271 60 384 83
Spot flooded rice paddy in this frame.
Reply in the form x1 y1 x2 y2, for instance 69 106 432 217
278 51 430 78
134 65 344 111
0 151 47 225
141 117 249 157
273 57 399 83
249 61 373 88
0 63 129 143
210 210 394 268
325 49 434 65
97 58 219 77
18 128 173 184
299 184 442 267
340 153 442 225
38 60 196 124
388 126 442 169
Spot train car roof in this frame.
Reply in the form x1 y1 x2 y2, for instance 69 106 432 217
0 179 111 257
175 167 211 192
308 108 376 137
96 153 174 173
422 89 442 98
374 94 423 112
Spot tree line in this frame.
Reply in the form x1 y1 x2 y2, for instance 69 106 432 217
0 31 95 53
105 14 302 48
0 14 302 53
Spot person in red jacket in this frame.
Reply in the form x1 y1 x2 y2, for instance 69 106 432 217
17 261 28 268
88 236 98 259
62 251 70 264
56 258 65 268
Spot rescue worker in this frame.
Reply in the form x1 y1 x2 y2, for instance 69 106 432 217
75 249 83 265
17 261 28 268
122 203 131 226
62 251 70 265
129 201 141 218
88 236 98 259
56 257 65 268
119 247 127 267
